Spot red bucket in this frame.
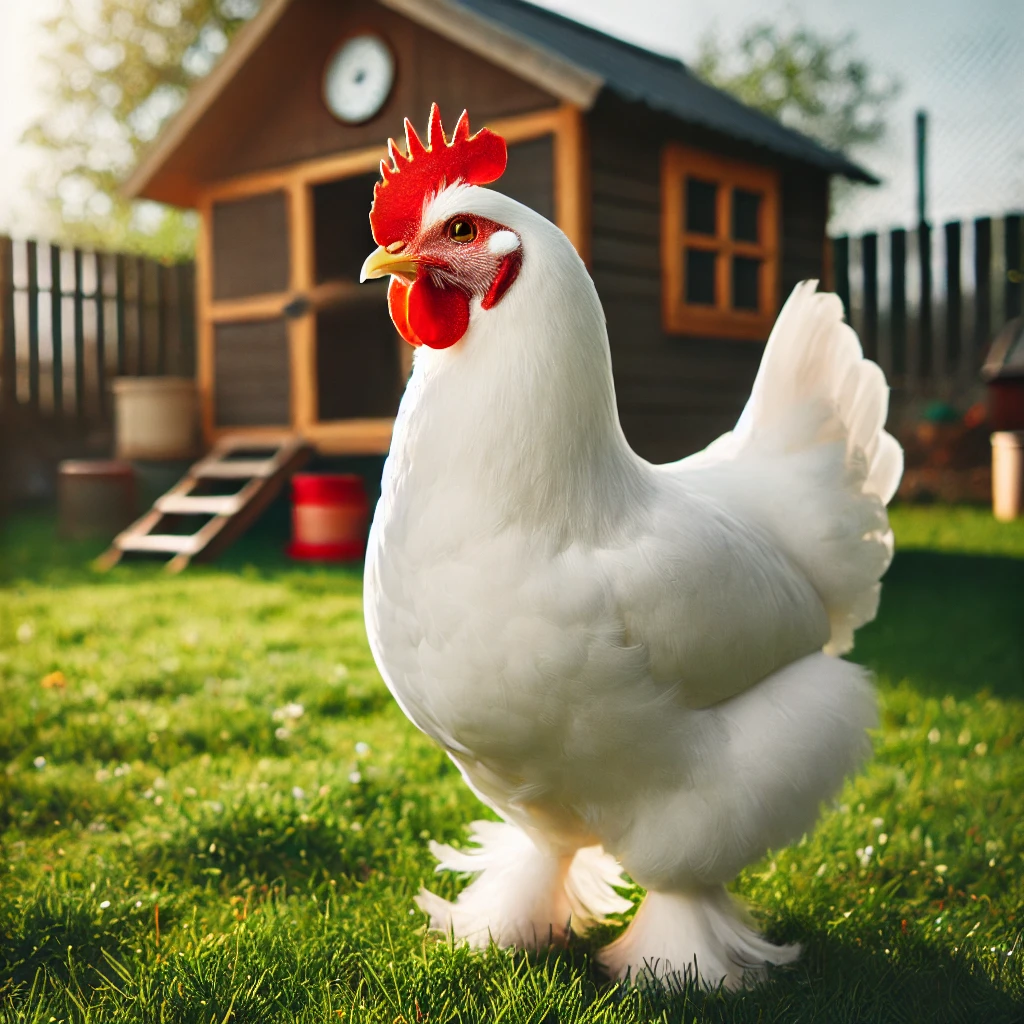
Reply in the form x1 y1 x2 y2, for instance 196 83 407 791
286 474 369 562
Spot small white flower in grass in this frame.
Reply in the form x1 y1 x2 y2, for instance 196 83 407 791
958 729 971 746
879 833 888 844
99 900 110 909
871 817 884 828
114 763 131 777
17 622 34 643
95 768 110 782
348 771 361 784
318 784 330 797
974 741 988 756
292 786 305 800
275 727 291 740
355 742 370 755
928 728 941 744
936 864 948 874
816 862 827 877
272 703 304 722
33 756 46 769
350 821 362 832
135 900 143 907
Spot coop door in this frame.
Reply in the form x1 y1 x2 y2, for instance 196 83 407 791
207 190 293 431
309 173 406 425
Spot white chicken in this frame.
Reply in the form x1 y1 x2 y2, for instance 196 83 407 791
360 106 903 990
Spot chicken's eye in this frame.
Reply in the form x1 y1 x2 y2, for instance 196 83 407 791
447 219 477 244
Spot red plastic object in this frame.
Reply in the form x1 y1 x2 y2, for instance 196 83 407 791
286 473 369 562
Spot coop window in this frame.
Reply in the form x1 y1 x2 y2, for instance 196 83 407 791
661 145 779 340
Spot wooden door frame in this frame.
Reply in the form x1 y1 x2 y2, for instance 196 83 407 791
195 102 588 453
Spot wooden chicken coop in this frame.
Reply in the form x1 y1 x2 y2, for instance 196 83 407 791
125 0 875 466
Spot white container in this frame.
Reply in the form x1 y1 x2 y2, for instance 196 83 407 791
112 377 199 461
991 430 1024 522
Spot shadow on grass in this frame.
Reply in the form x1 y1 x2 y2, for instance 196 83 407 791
601 926 1024 1024
855 550 1024 703
0 501 364 589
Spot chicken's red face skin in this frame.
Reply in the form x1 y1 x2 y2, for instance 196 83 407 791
385 215 523 349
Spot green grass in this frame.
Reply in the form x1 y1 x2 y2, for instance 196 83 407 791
1 504 1022 1023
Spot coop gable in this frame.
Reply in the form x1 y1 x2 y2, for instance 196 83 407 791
130 0 561 207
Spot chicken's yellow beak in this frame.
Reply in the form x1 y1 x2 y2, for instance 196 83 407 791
360 245 419 283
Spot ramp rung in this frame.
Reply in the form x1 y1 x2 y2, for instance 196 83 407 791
155 494 243 516
118 534 201 555
195 459 275 479
99 436 312 571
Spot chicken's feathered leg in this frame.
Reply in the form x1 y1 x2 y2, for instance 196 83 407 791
417 819 631 948
598 652 876 989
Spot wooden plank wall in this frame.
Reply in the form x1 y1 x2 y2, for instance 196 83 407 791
0 234 195 432
587 103 827 464
832 213 1024 404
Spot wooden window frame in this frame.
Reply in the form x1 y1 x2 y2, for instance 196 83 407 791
661 144 780 340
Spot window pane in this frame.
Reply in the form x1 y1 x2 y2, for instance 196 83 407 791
732 256 760 310
685 178 717 235
686 248 717 305
732 189 761 243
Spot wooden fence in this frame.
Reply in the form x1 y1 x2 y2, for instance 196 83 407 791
831 212 1023 405
0 235 196 428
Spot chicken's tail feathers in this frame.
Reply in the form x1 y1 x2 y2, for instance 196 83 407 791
681 281 904 654
735 280 903 504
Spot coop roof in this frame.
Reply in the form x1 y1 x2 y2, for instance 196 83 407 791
124 0 876 204
391 0 877 183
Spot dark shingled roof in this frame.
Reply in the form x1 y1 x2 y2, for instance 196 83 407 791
452 0 878 183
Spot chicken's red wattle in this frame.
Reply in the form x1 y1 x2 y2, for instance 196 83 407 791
388 276 470 350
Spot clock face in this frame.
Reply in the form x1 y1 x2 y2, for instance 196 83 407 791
323 34 395 125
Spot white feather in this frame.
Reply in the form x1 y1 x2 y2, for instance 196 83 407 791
363 184 903 990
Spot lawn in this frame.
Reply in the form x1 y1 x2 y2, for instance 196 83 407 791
1 505 1022 1023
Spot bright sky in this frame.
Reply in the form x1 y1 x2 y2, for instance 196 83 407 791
0 0 1022 238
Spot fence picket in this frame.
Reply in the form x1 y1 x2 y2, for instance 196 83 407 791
861 232 879 364
115 254 127 377
917 223 933 382
1006 214 1022 321
73 249 85 421
945 221 961 381
974 218 992 374
26 241 39 412
49 245 62 417
135 256 146 375
95 253 107 419
0 236 15 407
890 229 907 380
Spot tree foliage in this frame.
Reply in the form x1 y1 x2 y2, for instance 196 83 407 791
695 23 900 158
25 0 260 259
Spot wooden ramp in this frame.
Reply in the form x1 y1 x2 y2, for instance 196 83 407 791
98 436 312 573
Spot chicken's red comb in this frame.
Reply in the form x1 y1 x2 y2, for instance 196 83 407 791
369 104 507 245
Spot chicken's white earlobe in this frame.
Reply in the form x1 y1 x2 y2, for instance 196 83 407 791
487 230 520 256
